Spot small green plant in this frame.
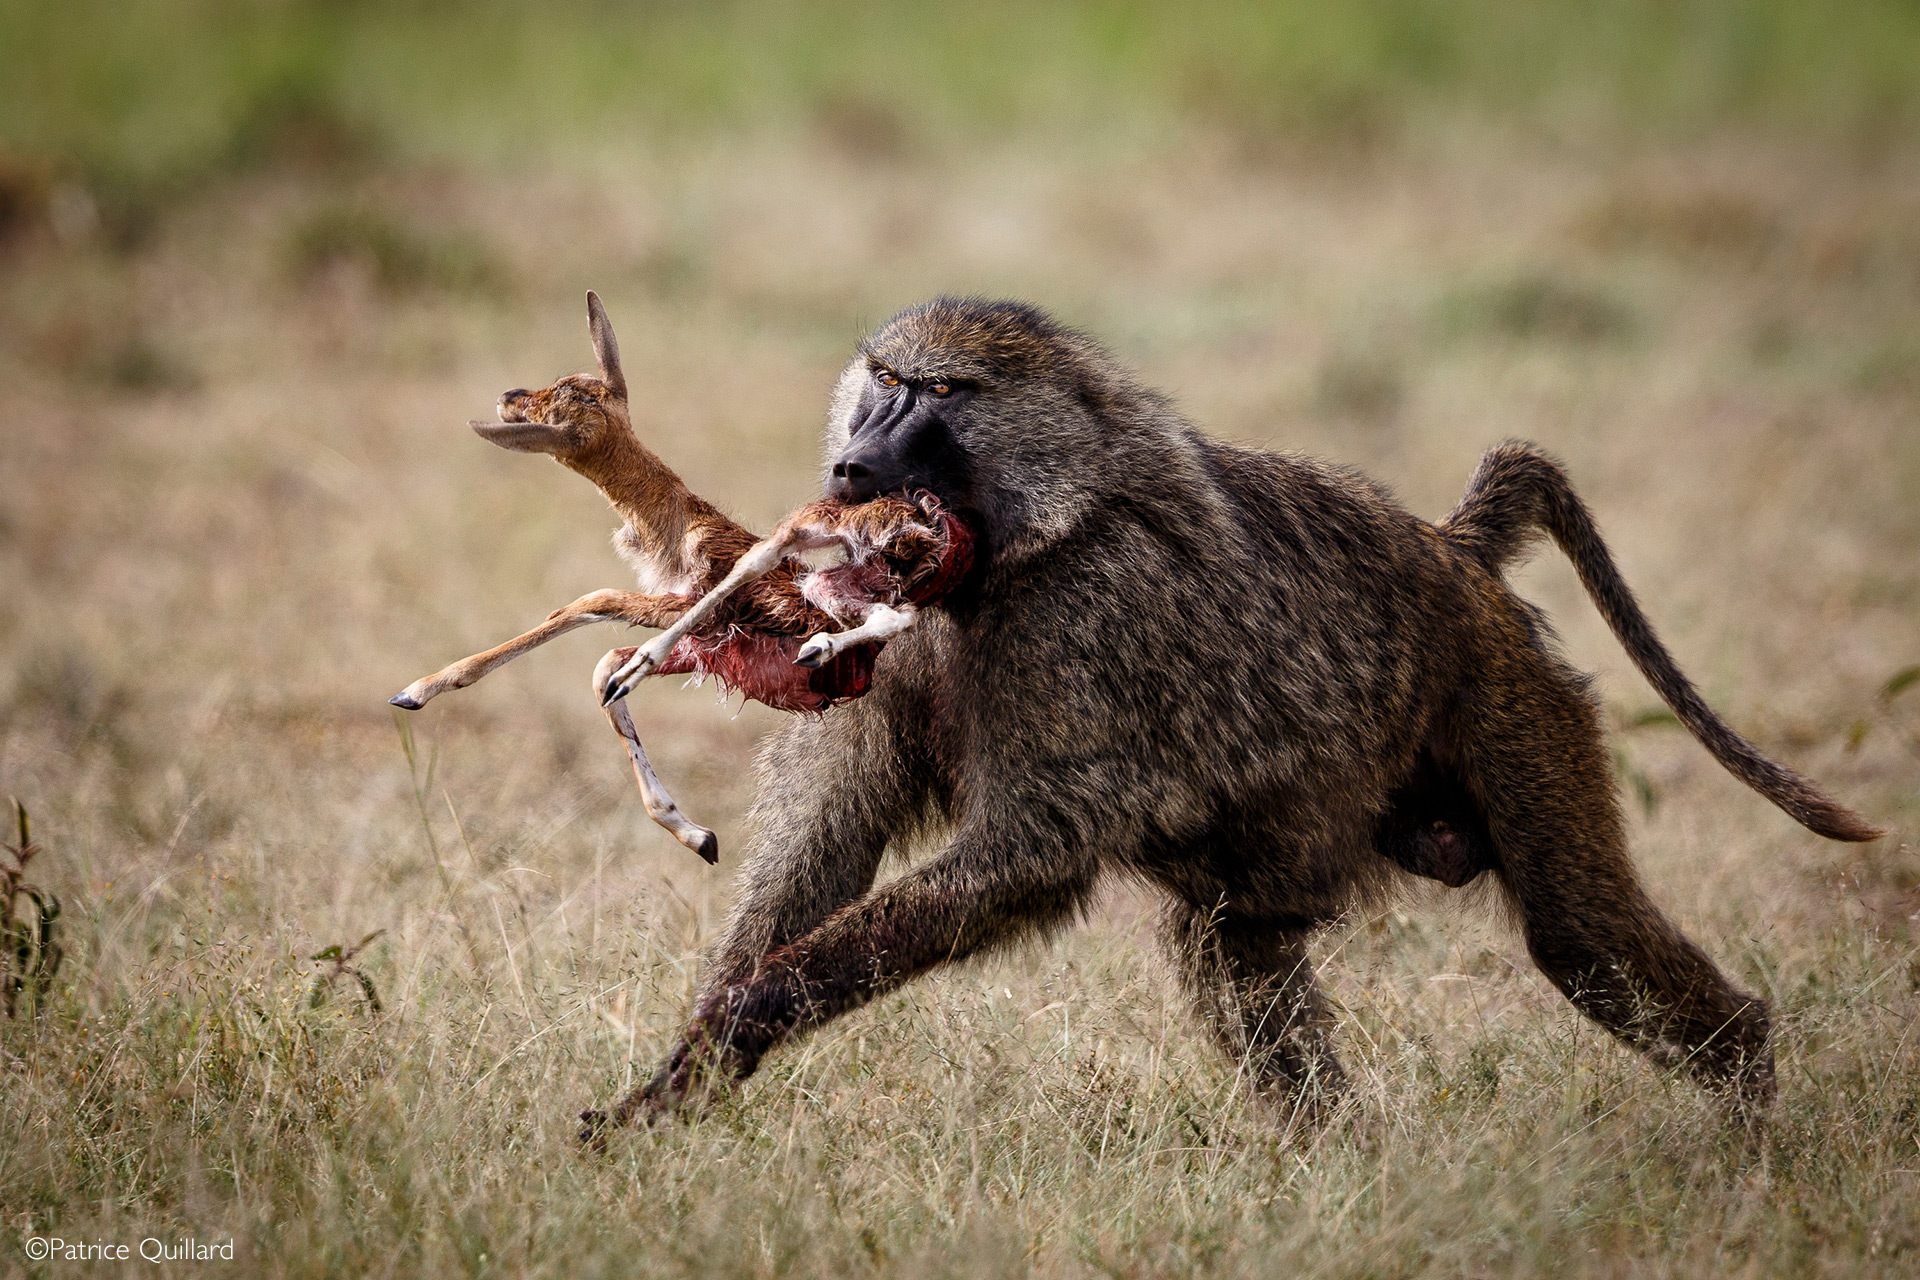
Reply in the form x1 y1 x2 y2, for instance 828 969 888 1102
1845 662 1920 755
308 930 385 1014
2 798 63 1018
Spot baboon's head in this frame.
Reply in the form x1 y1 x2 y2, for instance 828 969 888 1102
471 291 632 462
827 298 1169 565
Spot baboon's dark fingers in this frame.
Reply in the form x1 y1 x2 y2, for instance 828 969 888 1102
576 1109 611 1152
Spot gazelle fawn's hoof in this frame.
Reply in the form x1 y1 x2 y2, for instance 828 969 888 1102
684 827 720 865
793 633 834 668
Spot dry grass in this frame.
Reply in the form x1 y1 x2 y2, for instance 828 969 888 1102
3 103 1919 1277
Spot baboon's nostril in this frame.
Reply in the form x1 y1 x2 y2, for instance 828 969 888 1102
828 455 878 502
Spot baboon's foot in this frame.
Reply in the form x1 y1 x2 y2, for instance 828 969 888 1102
1639 996 1776 1110
1733 1049 1777 1110
579 986 783 1149
1696 1037 1777 1116
1256 1056 1350 1130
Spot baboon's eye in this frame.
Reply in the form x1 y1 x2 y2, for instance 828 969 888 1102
876 370 901 388
927 382 952 397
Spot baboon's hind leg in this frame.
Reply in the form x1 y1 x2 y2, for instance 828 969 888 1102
1158 900 1345 1113
1461 659 1775 1104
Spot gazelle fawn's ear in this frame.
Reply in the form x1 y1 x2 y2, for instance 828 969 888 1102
586 290 627 401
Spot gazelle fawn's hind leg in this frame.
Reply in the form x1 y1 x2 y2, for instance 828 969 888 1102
602 524 809 704
1158 899 1346 1117
392 589 692 710
793 603 919 669
1463 651 1775 1106
592 648 719 864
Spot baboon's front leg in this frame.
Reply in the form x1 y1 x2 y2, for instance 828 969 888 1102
392 589 693 709
578 697 932 1146
606 824 1098 1130
592 647 718 863
1158 900 1345 1112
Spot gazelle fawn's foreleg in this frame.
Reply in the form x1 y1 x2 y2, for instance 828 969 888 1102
392 588 693 710
593 647 719 864
601 522 814 704
793 603 919 669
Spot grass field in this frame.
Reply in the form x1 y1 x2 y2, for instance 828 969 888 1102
3 3 1919 1275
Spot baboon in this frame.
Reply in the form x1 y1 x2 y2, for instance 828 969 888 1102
584 297 1882 1139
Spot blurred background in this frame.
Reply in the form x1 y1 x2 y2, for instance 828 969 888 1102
2 3 1918 1272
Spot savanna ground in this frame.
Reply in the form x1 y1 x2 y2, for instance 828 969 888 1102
2 3 1919 1275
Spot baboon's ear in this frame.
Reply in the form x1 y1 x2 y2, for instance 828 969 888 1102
586 290 627 401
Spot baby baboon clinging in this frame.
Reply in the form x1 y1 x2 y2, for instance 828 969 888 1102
584 297 1882 1140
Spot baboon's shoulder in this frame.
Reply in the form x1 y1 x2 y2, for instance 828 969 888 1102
1197 441 1426 554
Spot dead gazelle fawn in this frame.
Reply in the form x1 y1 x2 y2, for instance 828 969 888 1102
390 293 973 862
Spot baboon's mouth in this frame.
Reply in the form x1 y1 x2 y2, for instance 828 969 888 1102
797 493 945 561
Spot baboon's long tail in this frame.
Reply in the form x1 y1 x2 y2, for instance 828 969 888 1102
1439 440 1885 843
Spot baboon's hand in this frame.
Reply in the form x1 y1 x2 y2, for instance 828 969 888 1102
578 1059 697 1152
580 1008 763 1149
576 1108 613 1152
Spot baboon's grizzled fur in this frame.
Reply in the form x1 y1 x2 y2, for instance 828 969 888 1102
586 297 1881 1138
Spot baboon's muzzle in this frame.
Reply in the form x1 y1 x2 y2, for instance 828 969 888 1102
827 453 887 503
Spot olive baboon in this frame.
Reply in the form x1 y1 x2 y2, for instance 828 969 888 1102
585 297 1882 1139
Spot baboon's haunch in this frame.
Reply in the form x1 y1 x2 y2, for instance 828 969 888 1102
570 297 1881 1142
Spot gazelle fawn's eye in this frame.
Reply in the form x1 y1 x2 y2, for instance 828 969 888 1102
927 382 951 397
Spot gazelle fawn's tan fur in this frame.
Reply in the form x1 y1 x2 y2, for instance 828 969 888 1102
391 293 960 862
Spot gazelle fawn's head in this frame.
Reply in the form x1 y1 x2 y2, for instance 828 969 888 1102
471 291 632 462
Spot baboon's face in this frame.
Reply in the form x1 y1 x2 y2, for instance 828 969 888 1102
474 373 628 460
826 361 975 506
826 298 1126 564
